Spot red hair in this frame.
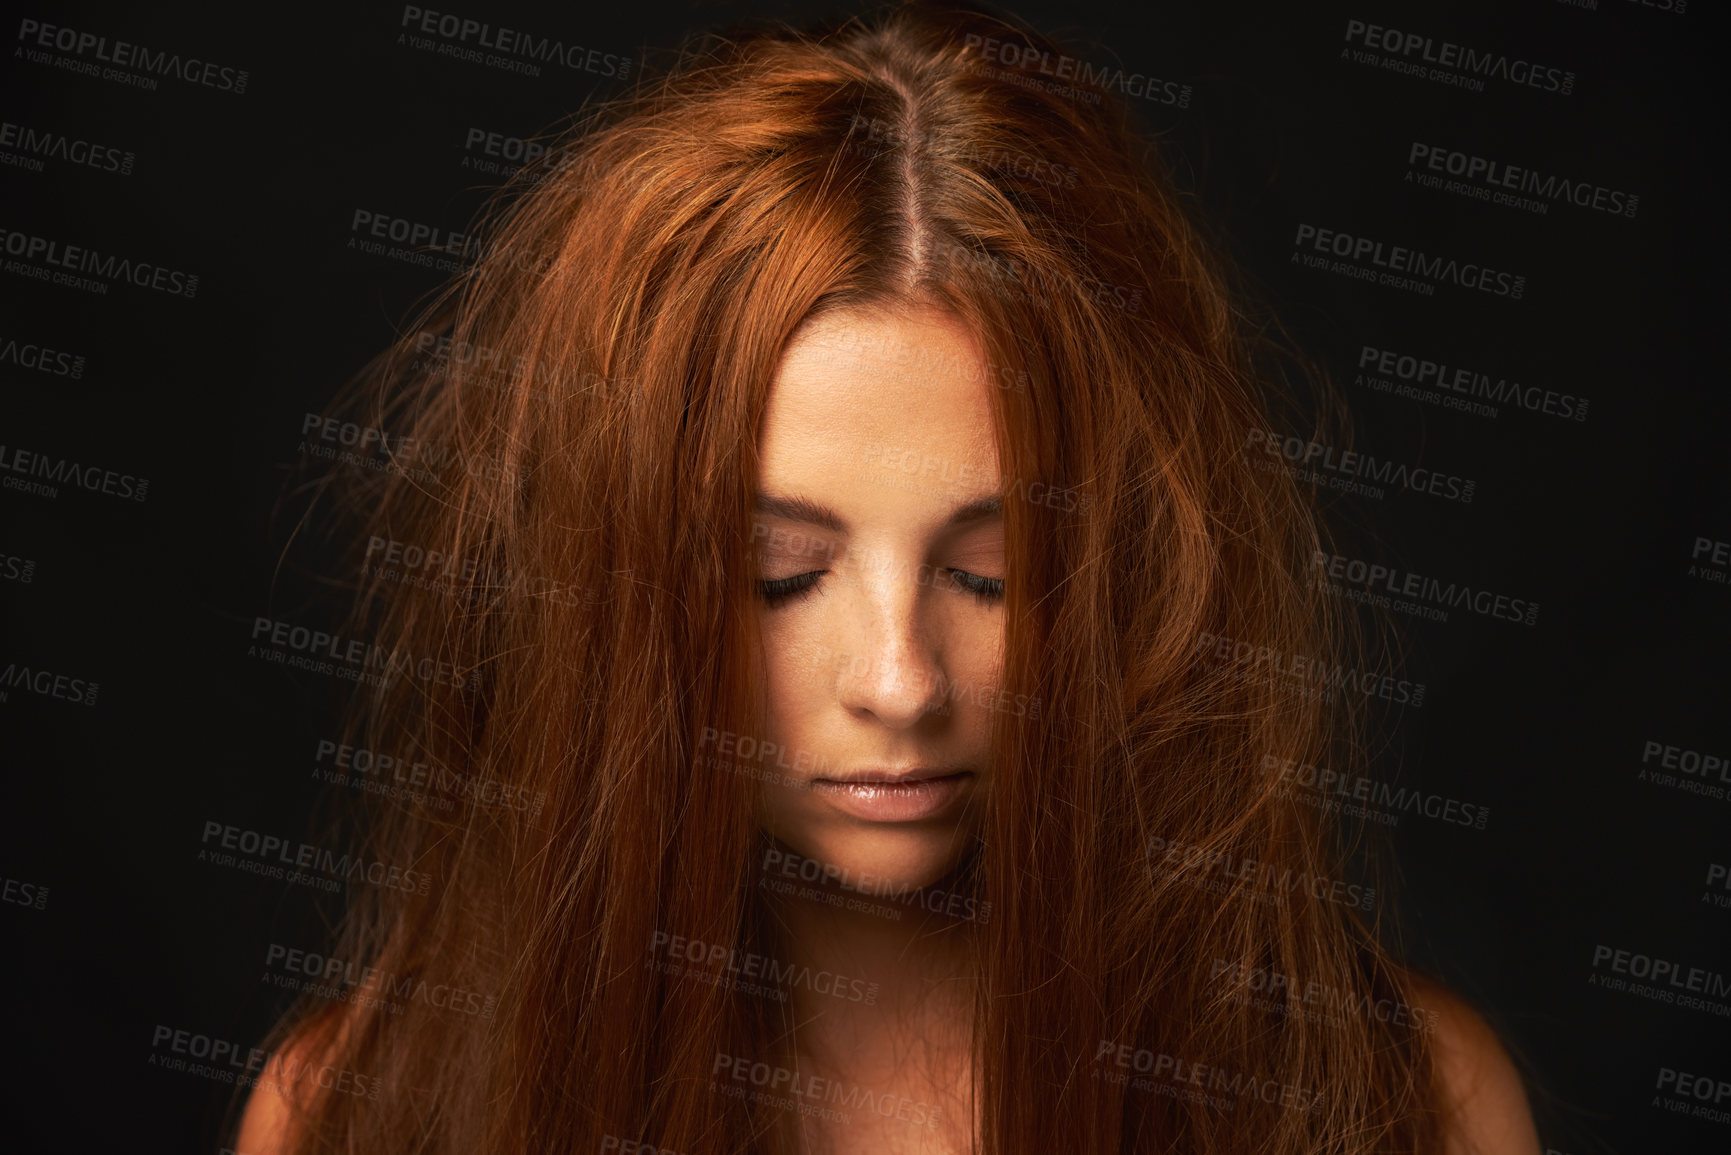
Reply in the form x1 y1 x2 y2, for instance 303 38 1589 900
248 2 1442 1151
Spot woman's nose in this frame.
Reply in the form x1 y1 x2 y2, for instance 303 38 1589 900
832 561 949 729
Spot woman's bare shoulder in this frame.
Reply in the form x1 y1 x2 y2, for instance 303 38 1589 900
234 1007 354 1155
1406 972 1543 1155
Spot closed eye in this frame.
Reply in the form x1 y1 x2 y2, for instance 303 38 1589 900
757 569 1005 608
758 571 825 607
945 570 1005 605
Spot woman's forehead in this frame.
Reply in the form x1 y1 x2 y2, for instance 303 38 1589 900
760 306 1001 481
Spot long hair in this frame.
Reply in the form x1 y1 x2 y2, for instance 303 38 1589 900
246 2 1442 1151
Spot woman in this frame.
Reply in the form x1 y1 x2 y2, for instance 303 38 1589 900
238 2 1540 1151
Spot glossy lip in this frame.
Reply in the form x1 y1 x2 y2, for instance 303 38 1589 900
809 768 976 822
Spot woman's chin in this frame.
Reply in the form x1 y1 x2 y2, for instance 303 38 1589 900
771 826 975 901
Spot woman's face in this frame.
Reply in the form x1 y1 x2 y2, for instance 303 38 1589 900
751 305 1004 898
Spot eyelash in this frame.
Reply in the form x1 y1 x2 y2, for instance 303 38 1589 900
945 570 1006 606
756 570 1006 608
757 572 825 607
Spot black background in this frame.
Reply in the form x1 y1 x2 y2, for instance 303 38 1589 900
1 1 1725 1151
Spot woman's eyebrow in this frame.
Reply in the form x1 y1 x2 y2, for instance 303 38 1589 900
753 494 847 531
752 493 1003 533
945 495 1003 527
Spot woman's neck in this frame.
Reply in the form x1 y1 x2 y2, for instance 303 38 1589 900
763 877 980 1150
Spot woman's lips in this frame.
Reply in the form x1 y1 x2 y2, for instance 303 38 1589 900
809 771 975 822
